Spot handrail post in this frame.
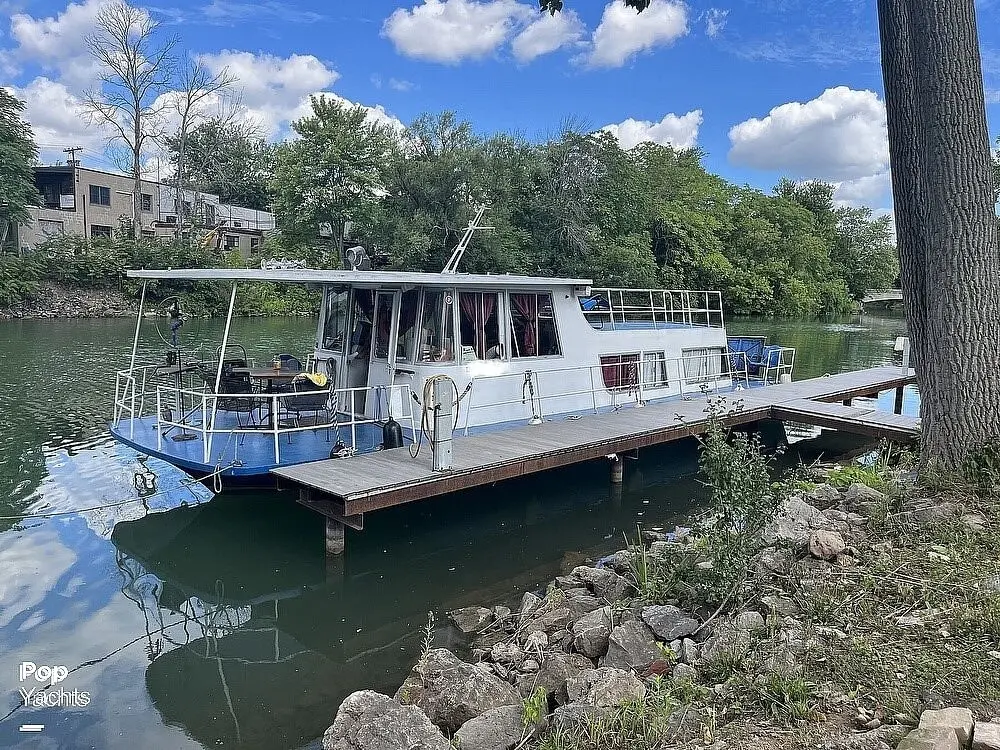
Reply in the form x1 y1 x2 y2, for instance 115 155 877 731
128 281 147 377
273 394 280 463
156 389 163 450
209 281 238 458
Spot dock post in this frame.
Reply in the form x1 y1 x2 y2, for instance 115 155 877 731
325 517 346 556
432 378 454 472
894 386 905 415
609 454 623 484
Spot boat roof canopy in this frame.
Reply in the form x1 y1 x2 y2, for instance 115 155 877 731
126 268 593 289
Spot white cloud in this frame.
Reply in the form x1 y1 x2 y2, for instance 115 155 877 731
728 86 889 182
833 172 892 208
389 77 416 92
8 77 109 158
382 0 535 64
1 0 116 89
585 0 688 68
511 9 585 63
602 109 702 150
705 8 728 38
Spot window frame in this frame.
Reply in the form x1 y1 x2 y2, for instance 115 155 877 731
140 193 152 212
508 290 562 359
90 224 113 239
89 185 111 206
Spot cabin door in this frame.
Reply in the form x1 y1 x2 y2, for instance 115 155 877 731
366 290 399 419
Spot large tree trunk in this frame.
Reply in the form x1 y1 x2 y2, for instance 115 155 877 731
878 0 1000 470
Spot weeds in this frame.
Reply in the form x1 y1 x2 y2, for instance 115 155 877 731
420 611 435 658
522 686 548 728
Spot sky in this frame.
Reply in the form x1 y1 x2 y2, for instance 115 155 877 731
2 0 1000 217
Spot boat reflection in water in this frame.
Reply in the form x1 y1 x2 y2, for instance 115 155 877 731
108 442 705 750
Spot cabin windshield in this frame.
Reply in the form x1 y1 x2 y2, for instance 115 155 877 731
459 291 501 361
510 292 560 358
416 289 455 363
396 289 420 362
321 286 349 351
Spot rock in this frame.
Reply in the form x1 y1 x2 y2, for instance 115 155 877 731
918 708 975 746
523 631 548 653
815 725 907 749
571 566 632 602
521 607 572 636
451 606 493 635
517 652 594 705
672 663 698 685
550 703 609 733
767 496 831 546
761 595 798 617
810 530 847 561
808 484 842 505
758 547 795 574
566 667 646 707
322 690 450 750
648 540 679 560
474 631 508 650
844 483 885 506
521 659 539 673
733 611 766 632
961 513 987 532
519 592 543 618
641 605 699 641
896 727 961 750
555 575 582 590
699 623 752 664
394 649 521 733
454 704 535 750
973 722 1000 750
572 606 614 659
680 638 699 665
490 642 524 665
600 620 662 671
564 592 603 618
493 605 512 623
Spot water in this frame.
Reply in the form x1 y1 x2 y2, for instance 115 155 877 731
0 313 914 749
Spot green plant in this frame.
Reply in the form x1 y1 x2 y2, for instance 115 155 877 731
962 438 1000 496
420 610 435 658
522 685 548 728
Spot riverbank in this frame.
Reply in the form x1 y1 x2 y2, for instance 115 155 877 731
321 451 1000 750
0 281 135 319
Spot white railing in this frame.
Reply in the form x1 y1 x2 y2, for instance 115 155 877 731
152 382 416 465
582 289 725 330
461 350 749 432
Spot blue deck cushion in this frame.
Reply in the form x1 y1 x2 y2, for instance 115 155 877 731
727 336 767 373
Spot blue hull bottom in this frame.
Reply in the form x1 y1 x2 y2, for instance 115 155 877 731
110 382 762 484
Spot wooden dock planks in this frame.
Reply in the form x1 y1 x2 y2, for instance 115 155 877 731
272 366 917 515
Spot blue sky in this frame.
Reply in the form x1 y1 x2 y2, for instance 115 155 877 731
3 0 1000 215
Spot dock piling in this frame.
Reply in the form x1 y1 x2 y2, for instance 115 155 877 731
325 517 346 557
432 378 454 472
609 454 623 484
894 386 905 415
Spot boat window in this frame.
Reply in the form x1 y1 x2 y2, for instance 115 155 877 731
322 286 349 351
348 289 374 360
396 289 420 361
373 293 393 360
459 292 501 361
643 352 668 388
416 290 455 363
682 347 727 383
600 354 639 390
510 292 560 358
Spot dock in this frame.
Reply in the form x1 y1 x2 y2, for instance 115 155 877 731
273 366 917 538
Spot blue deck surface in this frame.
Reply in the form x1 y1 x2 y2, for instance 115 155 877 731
587 320 704 331
110 379 763 480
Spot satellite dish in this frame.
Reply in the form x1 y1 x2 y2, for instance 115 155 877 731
346 246 371 271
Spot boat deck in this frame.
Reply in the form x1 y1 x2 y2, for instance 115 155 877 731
272 366 917 516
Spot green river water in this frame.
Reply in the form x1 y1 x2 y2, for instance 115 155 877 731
0 313 915 750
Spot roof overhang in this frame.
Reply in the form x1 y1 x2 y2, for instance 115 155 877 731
126 268 593 288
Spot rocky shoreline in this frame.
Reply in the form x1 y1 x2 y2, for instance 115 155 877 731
322 466 1000 750
0 282 135 319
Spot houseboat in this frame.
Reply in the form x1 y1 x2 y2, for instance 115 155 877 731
110 262 794 486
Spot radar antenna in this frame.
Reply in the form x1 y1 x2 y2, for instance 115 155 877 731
442 206 493 274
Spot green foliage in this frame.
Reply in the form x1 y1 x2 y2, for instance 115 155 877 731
826 464 891 493
961 438 1000 496
522 685 548 728
0 90 40 247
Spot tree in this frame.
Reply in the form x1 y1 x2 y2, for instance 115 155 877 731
166 58 236 232
0 90 39 251
877 0 1000 469
83 2 177 239
993 136 999 204
271 95 396 265
164 119 275 211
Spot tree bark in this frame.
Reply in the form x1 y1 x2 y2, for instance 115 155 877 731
878 0 1000 470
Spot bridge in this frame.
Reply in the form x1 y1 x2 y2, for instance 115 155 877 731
862 288 904 309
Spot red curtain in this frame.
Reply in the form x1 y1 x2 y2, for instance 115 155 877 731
601 355 639 389
460 293 496 358
511 293 537 356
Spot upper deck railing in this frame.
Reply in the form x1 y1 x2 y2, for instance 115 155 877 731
580 289 725 330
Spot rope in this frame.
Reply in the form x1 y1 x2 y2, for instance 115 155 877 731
408 375 471 459
521 370 541 422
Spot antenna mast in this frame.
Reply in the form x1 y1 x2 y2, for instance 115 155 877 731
442 206 494 274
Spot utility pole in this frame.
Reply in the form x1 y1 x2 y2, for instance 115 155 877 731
63 146 84 234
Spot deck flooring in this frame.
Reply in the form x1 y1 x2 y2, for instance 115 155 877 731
272 366 917 515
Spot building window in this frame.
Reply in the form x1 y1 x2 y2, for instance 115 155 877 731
140 193 152 212
89 185 111 206
223 235 239 249
250 237 261 250
164 215 177 224
510 292 560 357
204 204 215 226
600 354 639 391
90 225 113 239
233 220 243 228
37 219 64 237
141 229 155 238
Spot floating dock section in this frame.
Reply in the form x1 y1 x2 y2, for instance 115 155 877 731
274 367 917 539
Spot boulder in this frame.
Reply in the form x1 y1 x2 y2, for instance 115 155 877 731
323 690 450 750
600 620 662 671
809 530 847 561
680 638 699 665
733 611 765 632
766 496 831 546
918 708 975 746
640 605 699 641
523 631 548 653
395 649 520 733
843 483 885 506
572 607 614 659
761 595 798 617
896 727 960 750
566 667 646 707
807 484 841 505
520 607 572 636
490 642 524 665
516 652 594 705
519 592 543 618
564 592 603 618
758 547 795 575
453 704 535 750
550 703 609 733
973 721 1000 750
671 663 698 685
572 566 632 602
451 606 493 635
